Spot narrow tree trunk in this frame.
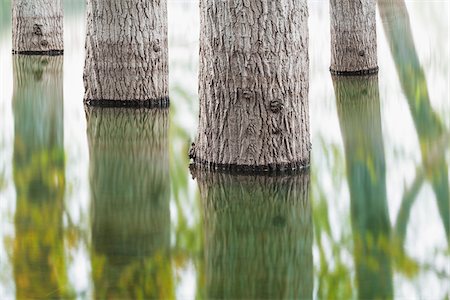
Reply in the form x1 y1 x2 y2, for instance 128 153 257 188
86 108 174 299
83 0 169 108
378 0 449 242
192 0 310 172
330 0 378 75
12 56 70 298
194 170 312 299
12 0 63 55
334 75 393 299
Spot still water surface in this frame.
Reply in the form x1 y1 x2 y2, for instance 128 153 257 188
0 0 449 299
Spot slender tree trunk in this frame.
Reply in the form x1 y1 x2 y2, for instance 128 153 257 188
12 0 63 55
330 0 378 75
378 0 449 242
83 0 169 108
192 0 310 172
86 108 173 299
12 56 70 298
194 170 312 299
334 75 393 299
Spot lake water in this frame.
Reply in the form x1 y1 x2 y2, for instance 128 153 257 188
0 0 449 299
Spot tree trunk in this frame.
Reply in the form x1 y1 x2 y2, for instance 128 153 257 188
86 108 174 299
334 75 393 299
378 0 449 242
330 0 378 75
83 0 169 108
12 0 63 55
192 0 310 173
12 55 70 298
194 170 312 299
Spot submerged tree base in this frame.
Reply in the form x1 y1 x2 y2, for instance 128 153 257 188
330 67 379 76
190 155 310 175
84 97 170 109
12 50 64 56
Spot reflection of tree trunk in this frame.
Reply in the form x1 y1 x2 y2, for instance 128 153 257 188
12 0 64 54
193 0 310 172
334 75 393 299
86 108 173 299
378 0 449 241
83 0 169 107
195 171 312 299
12 55 69 298
330 0 378 75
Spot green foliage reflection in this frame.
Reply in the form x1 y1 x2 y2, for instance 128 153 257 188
195 170 313 299
334 75 393 299
86 108 174 300
378 0 449 242
12 55 71 299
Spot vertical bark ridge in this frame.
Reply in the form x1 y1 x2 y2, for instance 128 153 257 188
193 0 310 173
84 0 169 107
330 0 378 75
12 0 64 55
195 170 312 299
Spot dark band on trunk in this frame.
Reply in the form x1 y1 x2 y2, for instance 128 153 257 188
190 158 310 176
84 97 170 108
330 67 379 76
13 50 64 56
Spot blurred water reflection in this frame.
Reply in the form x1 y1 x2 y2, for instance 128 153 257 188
12 55 71 298
0 0 448 299
334 75 393 299
86 108 173 299
378 0 449 242
194 171 312 299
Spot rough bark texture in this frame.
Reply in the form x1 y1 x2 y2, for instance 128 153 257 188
12 0 64 55
192 0 310 173
12 56 70 298
330 0 378 75
83 0 169 107
194 170 312 299
334 75 393 299
86 108 173 299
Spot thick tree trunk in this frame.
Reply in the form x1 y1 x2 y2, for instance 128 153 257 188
330 0 378 75
334 75 393 299
83 0 169 108
12 0 63 55
192 0 310 172
194 170 312 299
12 56 70 298
86 108 173 299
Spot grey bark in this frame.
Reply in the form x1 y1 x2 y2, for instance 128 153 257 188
192 0 310 172
12 0 64 54
330 0 378 75
194 170 312 299
83 0 169 107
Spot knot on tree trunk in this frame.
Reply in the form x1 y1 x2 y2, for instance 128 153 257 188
33 24 43 36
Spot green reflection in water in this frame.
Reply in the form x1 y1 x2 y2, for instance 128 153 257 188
12 55 71 299
334 75 393 299
378 0 449 242
86 108 174 300
194 170 313 299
